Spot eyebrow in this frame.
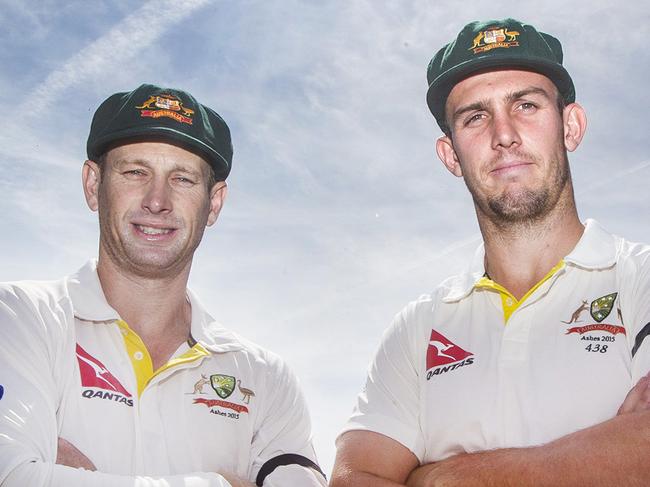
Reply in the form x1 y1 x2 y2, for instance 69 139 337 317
505 86 552 104
450 86 554 125
112 158 202 177
451 99 490 124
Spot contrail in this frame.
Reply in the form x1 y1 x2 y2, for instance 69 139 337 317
577 160 650 196
18 0 213 116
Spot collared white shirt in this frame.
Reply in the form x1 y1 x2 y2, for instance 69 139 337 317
0 260 325 486
341 220 650 463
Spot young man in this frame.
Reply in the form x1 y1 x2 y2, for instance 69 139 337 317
0 84 326 487
331 19 650 486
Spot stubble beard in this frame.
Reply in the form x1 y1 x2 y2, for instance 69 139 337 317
470 148 571 227
97 207 203 280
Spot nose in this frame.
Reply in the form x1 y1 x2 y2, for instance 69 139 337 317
491 110 521 150
142 176 172 214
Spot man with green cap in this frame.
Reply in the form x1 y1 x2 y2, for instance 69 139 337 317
0 84 326 487
331 19 650 486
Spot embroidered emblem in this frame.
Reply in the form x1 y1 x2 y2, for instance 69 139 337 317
136 93 194 124
617 306 624 325
210 374 236 399
236 379 255 404
190 373 251 418
565 324 626 336
193 397 248 414
192 374 210 394
562 300 589 324
590 293 617 322
469 26 520 54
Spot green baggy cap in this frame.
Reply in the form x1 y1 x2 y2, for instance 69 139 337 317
87 84 233 180
426 18 575 131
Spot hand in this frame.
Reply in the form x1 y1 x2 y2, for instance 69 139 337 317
406 463 439 487
406 455 477 487
56 437 96 470
618 373 650 415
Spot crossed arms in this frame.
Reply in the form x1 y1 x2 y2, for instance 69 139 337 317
330 374 650 487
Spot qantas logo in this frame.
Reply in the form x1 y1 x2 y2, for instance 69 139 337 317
77 344 133 406
426 329 474 380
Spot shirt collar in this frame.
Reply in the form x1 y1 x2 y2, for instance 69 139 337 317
66 259 244 353
442 243 486 303
442 219 617 303
563 219 618 269
66 259 118 323
185 288 245 353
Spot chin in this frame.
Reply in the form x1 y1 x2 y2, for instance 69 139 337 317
488 188 550 223
122 250 189 277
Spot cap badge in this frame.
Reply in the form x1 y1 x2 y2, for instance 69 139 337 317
469 27 520 54
135 93 194 125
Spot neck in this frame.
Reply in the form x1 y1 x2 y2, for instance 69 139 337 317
96 250 193 369
478 197 583 300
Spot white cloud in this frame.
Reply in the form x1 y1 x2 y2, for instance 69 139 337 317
1 0 649 477
18 0 214 117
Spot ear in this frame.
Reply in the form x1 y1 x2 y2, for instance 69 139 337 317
436 135 463 177
562 102 587 152
82 160 101 212
206 181 228 227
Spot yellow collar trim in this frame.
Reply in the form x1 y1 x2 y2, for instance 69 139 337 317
475 260 565 323
116 320 210 396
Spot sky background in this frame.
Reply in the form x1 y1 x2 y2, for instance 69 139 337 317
1 0 649 477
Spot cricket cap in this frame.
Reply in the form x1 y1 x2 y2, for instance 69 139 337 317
87 84 233 180
426 18 575 131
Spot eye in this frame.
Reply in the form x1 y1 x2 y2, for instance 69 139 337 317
518 102 537 112
173 176 196 186
464 112 486 126
123 169 146 177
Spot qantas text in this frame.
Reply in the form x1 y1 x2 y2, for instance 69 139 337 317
426 357 474 380
82 389 133 407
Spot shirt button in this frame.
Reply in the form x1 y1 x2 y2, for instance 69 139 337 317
505 297 514 306
134 351 144 361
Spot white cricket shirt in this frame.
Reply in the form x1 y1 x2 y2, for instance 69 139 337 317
0 260 325 486
341 220 650 463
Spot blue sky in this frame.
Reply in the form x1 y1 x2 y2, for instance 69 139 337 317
1 0 649 476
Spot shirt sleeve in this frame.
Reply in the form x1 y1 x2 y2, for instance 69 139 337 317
337 303 425 461
248 354 326 486
621 243 650 382
0 282 235 487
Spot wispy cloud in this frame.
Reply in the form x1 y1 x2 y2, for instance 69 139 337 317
577 160 650 197
18 0 214 117
2 0 649 477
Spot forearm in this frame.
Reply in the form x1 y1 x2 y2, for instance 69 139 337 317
3 460 237 487
330 470 407 487
408 411 650 487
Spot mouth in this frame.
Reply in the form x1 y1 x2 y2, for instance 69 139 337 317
135 224 173 235
490 161 533 176
132 223 177 240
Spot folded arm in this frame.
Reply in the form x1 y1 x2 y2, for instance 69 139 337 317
332 376 650 487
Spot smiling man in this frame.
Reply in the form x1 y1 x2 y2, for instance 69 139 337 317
0 84 326 487
331 19 650 486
